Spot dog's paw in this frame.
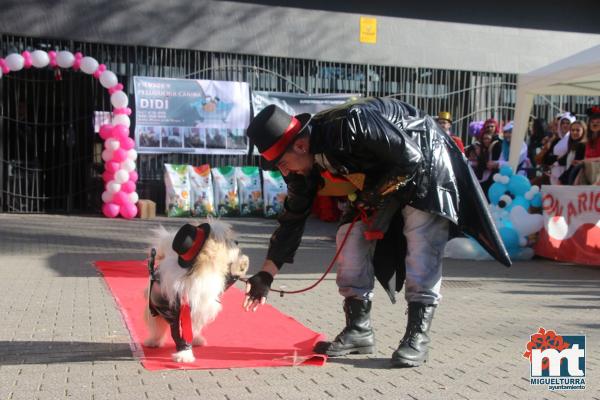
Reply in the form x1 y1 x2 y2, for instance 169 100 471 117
143 338 163 348
172 349 195 363
192 335 207 347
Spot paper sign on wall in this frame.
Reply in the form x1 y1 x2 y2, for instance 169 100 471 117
360 17 377 44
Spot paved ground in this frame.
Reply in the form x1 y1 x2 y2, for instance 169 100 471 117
0 213 598 400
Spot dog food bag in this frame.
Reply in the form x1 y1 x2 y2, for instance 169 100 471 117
211 166 239 217
189 164 216 217
164 164 191 217
237 166 264 217
262 170 287 218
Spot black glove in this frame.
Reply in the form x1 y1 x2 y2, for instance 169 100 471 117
246 271 274 301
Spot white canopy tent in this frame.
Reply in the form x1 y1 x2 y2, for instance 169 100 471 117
509 44 600 168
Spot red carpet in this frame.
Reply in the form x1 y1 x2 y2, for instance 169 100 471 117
94 260 327 370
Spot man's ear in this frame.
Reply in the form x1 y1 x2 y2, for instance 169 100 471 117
293 136 310 153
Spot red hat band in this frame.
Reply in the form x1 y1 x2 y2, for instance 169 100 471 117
262 116 302 161
180 228 206 262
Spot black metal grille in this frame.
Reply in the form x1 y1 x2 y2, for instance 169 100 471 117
1 34 598 213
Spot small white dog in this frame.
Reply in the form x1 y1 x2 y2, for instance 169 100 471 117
143 219 249 363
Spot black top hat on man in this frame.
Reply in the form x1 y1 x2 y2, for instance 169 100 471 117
246 105 311 168
172 223 211 269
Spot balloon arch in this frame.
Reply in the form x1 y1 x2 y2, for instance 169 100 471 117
0 50 138 219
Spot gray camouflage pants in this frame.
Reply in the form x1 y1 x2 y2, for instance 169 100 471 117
336 205 449 305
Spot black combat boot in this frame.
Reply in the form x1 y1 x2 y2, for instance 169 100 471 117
314 298 375 356
391 302 436 367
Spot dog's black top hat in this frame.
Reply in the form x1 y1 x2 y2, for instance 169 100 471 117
246 105 311 167
172 223 211 269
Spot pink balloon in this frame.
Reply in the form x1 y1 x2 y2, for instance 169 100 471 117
102 171 114 182
120 202 138 219
112 148 127 162
121 181 136 193
112 191 129 206
105 161 120 174
129 170 139 183
102 202 120 218
120 137 135 151
112 124 129 141
99 124 113 140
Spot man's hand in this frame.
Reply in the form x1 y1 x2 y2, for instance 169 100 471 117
243 271 273 312
243 260 278 312
354 174 411 211
354 189 383 211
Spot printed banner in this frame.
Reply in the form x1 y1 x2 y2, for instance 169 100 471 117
535 185 600 265
252 91 360 117
133 77 250 154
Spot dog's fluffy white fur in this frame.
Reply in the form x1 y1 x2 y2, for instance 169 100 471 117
143 218 249 363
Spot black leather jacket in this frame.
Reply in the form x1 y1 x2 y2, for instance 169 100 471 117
266 98 510 298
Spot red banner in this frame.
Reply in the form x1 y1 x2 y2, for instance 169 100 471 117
535 185 600 266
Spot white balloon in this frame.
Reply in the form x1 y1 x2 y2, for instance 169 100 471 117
444 237 492 261
128 192 139 204
122 160 136 172
106 181 121 194
56 51 75 68
80 56 99 74
110 91 129 108
101 191 114 203
127 149 138 161
105 138 120 151
99 70 118 89
114 169 130 184
5 53 24 71
510 206 544 237
101 149 114 162
112 114 130 127
30 50 50 68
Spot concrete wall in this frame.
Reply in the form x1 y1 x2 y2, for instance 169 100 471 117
1 0 599 74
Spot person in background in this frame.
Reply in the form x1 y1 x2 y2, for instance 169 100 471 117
474 132 496 195
487 121 530 176
546 112 576 184
558 120 587 185
437 111 464 153
464 142 481 171
557 113 574 139
548 118 559 138
584 106 600 159
479 118 500 141
470 117 501 196
533 117 561 185
527 118 549 170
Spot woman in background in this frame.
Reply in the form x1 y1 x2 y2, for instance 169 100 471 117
476 132 496 196
584 107 600 159
558 120 587 185
528 118 549 170
487 122 530 176
547 112 576 184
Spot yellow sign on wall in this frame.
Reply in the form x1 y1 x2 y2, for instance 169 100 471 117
360 16 377 44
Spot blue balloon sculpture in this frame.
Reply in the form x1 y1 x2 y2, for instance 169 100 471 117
486 166 543 260
445 165 544 261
